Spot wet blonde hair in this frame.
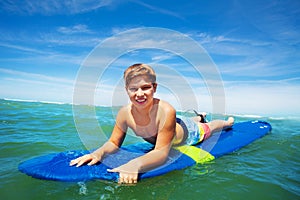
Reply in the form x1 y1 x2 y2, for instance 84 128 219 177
124 63 156 87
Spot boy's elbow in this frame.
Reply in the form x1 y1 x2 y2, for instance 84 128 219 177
157 150 169 164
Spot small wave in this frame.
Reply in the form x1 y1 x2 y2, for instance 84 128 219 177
268 115 300 121
268 116 285 120
39 100 71 105
78 182 88 195
229 113 300 121
3 98 39 103
2 98 71 106
229 114 264 118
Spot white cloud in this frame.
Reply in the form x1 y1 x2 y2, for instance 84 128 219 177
235 0 300 44
0 0 116 15
0 42 46 55
0 77 74 103
0 40 86 66
0 68 75 103
57 24 94 34
183 31 300 81
224 82 300 116
194 32 272 56
132 0 184 20
0 68 74 86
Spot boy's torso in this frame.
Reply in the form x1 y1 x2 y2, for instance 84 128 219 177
125 98 168 144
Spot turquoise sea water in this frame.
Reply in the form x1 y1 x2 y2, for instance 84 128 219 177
1 98 299 200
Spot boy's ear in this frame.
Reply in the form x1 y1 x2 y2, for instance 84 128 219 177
153 83 157 92
125 86 129 94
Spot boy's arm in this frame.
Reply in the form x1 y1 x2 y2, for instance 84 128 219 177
70 108 127 167
130 107 175 171
84 123 126 166
108 106 176 183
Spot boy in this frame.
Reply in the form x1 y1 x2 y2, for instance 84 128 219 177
70 63 234 184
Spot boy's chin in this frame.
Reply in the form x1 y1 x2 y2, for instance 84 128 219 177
132 99 151 108
134 100 147 106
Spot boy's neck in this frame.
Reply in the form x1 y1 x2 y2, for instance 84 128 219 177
132 98 158 116
132 102 153 116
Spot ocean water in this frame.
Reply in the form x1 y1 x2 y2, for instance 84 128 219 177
1 98 299 200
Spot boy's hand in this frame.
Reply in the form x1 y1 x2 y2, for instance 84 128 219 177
69 153 100 167
107 164 138 184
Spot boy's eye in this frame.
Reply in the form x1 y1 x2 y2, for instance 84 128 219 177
129 88 137 92
128 85 152 92
141 85 152 90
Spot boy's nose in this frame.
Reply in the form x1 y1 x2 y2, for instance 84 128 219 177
136 88 144 96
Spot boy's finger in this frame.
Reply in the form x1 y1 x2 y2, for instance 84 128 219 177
107 168 119 173
69 158 80 166
87 159 98 166
76 159 89 167
76 161 83 167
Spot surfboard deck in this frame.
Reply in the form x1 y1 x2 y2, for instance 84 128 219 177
18 120 271 182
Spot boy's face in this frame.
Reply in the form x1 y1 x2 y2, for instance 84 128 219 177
126 75 157 109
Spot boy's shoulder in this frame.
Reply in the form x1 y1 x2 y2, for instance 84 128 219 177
156 99 176 114
118 104 131 114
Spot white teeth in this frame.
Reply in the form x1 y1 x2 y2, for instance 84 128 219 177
136 99 146 102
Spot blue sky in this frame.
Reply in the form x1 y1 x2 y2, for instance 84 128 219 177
0 0 299 116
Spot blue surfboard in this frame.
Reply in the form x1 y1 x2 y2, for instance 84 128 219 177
18 121 271 182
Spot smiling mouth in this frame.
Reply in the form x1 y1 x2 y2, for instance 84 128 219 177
136 99 146 104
